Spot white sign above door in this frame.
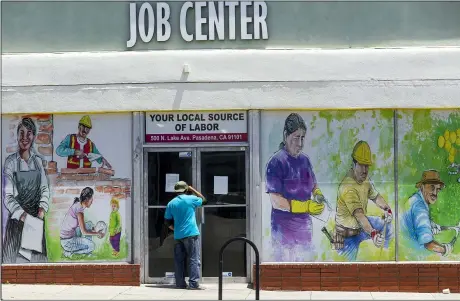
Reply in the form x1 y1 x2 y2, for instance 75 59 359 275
145 111 248 143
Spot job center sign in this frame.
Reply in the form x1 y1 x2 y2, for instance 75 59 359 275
145 111 248 143
127 1 268 47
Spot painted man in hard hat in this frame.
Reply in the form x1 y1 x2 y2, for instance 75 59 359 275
332 141 393 261
56 115 112 169
401 170 457 258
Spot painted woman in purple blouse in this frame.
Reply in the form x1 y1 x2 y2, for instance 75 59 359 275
265 113 326 261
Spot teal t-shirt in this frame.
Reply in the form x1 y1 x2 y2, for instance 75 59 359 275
165 194 203 240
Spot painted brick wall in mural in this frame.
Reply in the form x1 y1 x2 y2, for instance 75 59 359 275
260 110 396 262
1 113 132 263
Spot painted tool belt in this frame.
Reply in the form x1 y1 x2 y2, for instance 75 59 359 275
335 224 360 238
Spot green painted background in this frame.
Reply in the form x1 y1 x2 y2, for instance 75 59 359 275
398 110 460 261
261 109 460 262
2 1 460 53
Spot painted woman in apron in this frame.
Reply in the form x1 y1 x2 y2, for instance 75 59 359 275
265 113 327 262
2 117 50 263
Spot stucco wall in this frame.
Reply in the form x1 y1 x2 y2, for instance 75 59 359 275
2 48 460 114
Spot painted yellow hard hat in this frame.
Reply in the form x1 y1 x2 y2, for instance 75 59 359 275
352 141 372 165
79 115 92 129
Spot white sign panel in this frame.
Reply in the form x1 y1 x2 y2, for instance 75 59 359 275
165 173 180 192
214 176 228 195
145 111 248 143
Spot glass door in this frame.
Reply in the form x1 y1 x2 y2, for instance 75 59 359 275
197 147 249 282
144 149 197 283
143 147 249 284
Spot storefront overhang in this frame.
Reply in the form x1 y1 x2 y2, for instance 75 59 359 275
2 47 460 114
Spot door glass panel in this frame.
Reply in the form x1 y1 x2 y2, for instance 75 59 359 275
201 206 247 277
148 151 193 206
148 208 175 278
200 151 246 205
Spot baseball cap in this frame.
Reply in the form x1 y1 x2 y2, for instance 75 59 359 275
174 181 189 193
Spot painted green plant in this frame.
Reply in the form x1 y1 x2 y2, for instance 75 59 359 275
398 109 460 261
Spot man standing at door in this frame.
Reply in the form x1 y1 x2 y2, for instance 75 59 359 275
164 181 206 290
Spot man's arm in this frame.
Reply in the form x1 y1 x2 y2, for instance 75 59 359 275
353 208 374 234
372 194 391 211
164 206 174 230
188 186 206 204
55 134 75 157
91 142 112 169
424 241 447 254
409 201 450 254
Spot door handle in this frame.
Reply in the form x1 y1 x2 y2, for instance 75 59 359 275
201 207 205 224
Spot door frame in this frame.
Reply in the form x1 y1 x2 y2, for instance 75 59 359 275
196 146 250 284
142 147 196 284
142 146 250 284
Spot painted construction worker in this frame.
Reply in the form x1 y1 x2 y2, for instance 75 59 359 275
401 170 458 257
333 141 393 261
56 115 112 169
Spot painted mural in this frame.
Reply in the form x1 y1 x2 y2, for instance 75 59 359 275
1 113 132 263
261 110 396 262
398 110 460 261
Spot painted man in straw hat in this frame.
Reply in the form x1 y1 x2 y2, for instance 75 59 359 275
401 169 457 257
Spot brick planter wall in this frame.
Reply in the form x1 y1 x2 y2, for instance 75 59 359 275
1 264 140 286
254 263 460 293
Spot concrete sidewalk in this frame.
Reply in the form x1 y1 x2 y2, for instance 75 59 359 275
1 283 459 300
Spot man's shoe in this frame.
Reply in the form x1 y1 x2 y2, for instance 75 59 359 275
175 285 188 289
187 286 205 290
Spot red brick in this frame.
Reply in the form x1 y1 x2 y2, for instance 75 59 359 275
98 167 115 176
35 277 56 284
260 269 281 277
419 268 438 277
104 186 114 194
282 279 301 290
439 267 458 277
379 267 399 276
418 286 439 293
341 286 360 291
360 277 379 284
359 267 379 277
282 269 300 278
359 285 379 292
400 269 418 277
379 286 399 292
262 279 282 288
340 266 358 277
321 267 339 273
15 278 37 284
399 286 419 292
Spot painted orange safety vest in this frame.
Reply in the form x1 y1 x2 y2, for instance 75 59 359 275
67 134 93 169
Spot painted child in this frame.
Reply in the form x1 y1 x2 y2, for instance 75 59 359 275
109 198 122 256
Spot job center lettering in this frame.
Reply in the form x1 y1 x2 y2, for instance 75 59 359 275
127 1 268 47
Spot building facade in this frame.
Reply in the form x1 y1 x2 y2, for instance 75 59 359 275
2 0 460 293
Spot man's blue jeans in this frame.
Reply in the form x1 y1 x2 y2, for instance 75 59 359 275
174 235 201 288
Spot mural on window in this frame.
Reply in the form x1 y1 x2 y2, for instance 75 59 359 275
398 109 460 261
261 110 396 262
1 113 132 263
